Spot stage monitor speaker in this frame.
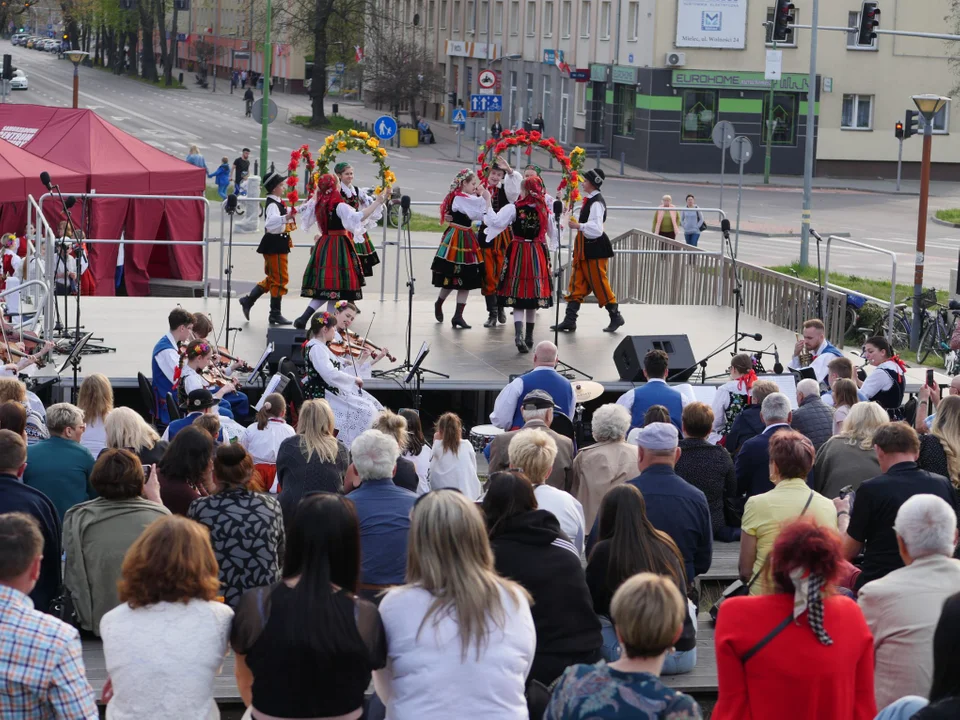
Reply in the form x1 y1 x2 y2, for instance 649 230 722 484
266 327 308 369
613 335 696 383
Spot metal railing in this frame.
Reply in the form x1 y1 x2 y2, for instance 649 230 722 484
823 235 898 341
0 280 50 336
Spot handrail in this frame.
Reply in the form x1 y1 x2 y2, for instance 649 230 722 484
25 195 60 338
823 235 898 341
0 279 50 335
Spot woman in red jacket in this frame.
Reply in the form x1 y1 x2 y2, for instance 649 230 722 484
712 519 876 720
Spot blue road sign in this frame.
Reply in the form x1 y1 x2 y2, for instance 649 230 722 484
452 107 467 125
470 94 502 113
335 62 345 73
374 115 398 140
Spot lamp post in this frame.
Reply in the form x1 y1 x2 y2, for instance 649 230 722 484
65 51 88 109
910 93 950 351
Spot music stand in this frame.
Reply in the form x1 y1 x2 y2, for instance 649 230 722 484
243 342 275 390
403 341 432 411
57 331 93 403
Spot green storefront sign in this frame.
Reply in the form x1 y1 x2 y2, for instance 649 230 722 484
590 64 609 82
671 70 811 93
611 66 638 85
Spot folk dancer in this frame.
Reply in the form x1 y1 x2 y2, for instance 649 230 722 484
552 168 625 333
0 234 22 316
482 176 557 354
433 169 488 329
151 307 195 424
789 318 843 390
292 174 389 329
238 171 294 326
332 300 391 378
477 157 521 328
335 162 383 278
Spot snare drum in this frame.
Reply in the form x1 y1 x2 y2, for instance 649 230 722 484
469 423 504 452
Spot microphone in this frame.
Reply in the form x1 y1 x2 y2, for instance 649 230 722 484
553 199 563 224
400 195 411 211
739 332 762 341
40 171 52 190
225 194 238 214
720 218 731 239
773 344 783 374
64 196 76 210
810 229 823 242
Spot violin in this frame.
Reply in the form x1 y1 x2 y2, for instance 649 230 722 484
201 362 241 390
0 342 48 369
326 338 370 359
212 345 252 373
341 328 396 363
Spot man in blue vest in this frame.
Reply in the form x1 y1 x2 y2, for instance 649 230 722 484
789 318 843 390
615 349 687 431
161 389 224 442
489 341 576 430
151 307 195 425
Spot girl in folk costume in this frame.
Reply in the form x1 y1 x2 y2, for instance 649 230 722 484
477 157 522 328
482 176 558 354
860 335 908 419
332 300 391 379
335 162 383 278
57 220 95 296
301 310 383 446
292 174 389 329
175 339 250 420
433 169 488 329
241 392 296 492
0 234 23 316
522 165 555 206
709 353 758 444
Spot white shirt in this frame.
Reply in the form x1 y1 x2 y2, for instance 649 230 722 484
481 203 559 251
100 599 234 720
341 183 385 233
179 364 206 395
710 379 750 443
789 339 836 384
427 439 481 500
263 195 289 234
578 190 605 239
403 445 431 490
154 333 180 384
241 418 296 465
299 197 367 239
80 417 107 458
861 360 901 400
534 484 586 556
615 378 691 412
489 366 576 430
451 194 489 223
373 584 535 720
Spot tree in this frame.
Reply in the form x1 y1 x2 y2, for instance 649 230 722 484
192 37 214 79
365 31 443 127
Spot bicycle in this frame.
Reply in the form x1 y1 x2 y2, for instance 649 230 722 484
918 301 960 364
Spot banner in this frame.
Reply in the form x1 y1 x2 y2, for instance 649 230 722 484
675 0 747 49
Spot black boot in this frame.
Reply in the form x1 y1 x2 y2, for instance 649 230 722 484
435 296 445 322
451 302 471 329
239 285 265 321
551 301 580 332
525 322 535 349
497 304 507 324
482 295 498 328
268 296 292 326
293 306 314 330
603 302 625 333
514 322 528 353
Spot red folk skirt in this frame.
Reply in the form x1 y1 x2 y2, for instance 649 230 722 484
300 230 365 300
431 224 484 290
497 239 553 309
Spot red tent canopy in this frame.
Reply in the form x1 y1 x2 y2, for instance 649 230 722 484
0 139 87 236
0 105 208 295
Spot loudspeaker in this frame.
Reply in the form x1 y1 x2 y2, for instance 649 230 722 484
613 335 697 383
266 327 308 368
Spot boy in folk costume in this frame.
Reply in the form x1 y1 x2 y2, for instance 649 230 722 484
477 157 521 328
334 162 383 278
238 171 294 326
552 168 625 333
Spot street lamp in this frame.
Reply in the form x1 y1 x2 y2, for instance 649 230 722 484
65 51 88 109
909 93 950 350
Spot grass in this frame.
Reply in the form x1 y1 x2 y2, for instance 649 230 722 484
289 114 357 132
204 186 224 203
936 208 960 224
375 210 442 232
769 262 950 305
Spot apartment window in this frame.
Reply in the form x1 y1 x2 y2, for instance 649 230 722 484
543 0 553 37
510 0 519 35
575 81 586 115
762 93 798 145
765 7 796 46
561 0 572 38
681 90 718 143
440 0 447 28
480 0 488 32
428 0 435 28
600 0 611 39
627 0 639 40
494 0 503 33
846 10 877 49
526 72 535 122
526 1 536 36
841 94 873 130
466 0 475 33
453 0 460 30
543 75 552 119
580 0 591 37
614 85 635 136
920 104 950 134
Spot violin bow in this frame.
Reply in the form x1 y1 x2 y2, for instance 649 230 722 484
0 318 15 371
360 311 376 358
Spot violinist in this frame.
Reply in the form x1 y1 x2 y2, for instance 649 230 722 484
190 313 248 376
175 339 251 422
332 300 392 378
0 339 56 378
151 308 195 425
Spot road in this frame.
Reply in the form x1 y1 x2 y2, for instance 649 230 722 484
5 39 960 297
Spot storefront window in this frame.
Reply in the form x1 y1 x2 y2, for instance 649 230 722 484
681 90 718 143
614 85 636 136
762 93 798 145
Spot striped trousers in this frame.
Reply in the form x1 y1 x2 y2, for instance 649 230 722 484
256 253 289 298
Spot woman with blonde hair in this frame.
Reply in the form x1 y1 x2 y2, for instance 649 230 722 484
0 375 47 445
371 409 420 493
374 490 536 720
77 373 113 457
652 194 680 239
105 406 167 465
276 399 349 527
427 412 480 498
919 395 960 487
241 392 295 492
831 378 860 436
813 401 887 499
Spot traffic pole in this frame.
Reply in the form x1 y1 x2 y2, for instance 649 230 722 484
764 79 774 184
896 137 903 193
259 0 272 179
911 122 933 351
799 0 819 270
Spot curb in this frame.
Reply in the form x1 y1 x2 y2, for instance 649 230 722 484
931 215 960 229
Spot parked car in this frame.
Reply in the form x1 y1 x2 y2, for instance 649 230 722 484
42 39 58 51
11 33 29 46
10 70 28 91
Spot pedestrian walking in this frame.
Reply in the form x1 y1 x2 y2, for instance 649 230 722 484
184 145 208 173
653 194 680 240
208 157 231 200
491 119 503 140
680 194 706 247
533 113 546 134
240 69 247 87
232 148 251 196
231 70 238 91
243 87 254 117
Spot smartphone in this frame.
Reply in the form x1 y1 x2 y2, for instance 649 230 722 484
839 485 856 514
927 368 936 388
142 465 152 477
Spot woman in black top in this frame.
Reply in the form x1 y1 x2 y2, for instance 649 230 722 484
586 484 697 674
231 493 386 719
919 395 960 488
482 471 601 686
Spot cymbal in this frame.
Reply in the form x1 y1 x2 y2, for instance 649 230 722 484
573 380 604 403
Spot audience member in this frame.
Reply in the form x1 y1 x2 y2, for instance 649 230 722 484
0 512 98 718
428 412 481 499
399 409 431 487
161 389 221 442
831 378 859 435
489 341 577 430
642 404 671 426
735 392 792 498
482 471 601 686
675 402 740 541
105 406 168 465
370 409 420 493
571 404 638 529
187 444 284 608
712 520 876 720
626 423 712 584
99 515 233 719
861 335 907 418
918 395 960 487
231 494 386 719
348 430 417 594
739 430 838 595
76 373 113 458
510 428 586 555
157 425 215 515
912 592 960 718
489 390 575 491
276 399 349 528
193 414 222 443
813 401 886 499
545 573 702 720
0 376 46 445
615 350 686 431
23 403 96 521
63 449 169 636
791 378 835 451
710 352 757 442
373 491 536 720
724 379 779 456
838 422 957 590
916 375 960 433
823 356 869 406
586 485 697 674
0 400 26 438
240 392 294 492
859 495 960 709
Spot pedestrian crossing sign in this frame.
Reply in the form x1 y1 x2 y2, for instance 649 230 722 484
452 107 467 125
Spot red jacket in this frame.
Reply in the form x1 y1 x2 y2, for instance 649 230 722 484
712 592 876 720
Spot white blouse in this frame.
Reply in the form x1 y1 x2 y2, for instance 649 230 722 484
450 194 488 223
179 364 207 395
241 418 296 464
481 203 559 251
709 379 750 443
81 417 107 458
861 359 903 400
341 183 384 233
299 197 367 239
307 340 361 395
427 439 481 499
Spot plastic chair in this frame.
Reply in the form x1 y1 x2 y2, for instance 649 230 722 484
137 373 157 424
550 411 576 444
166 392 181 421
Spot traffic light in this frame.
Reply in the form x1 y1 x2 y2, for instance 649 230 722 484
62 33 68 40
2 55 12 82
772 0 796 42
858 1 880 46
895 121 903 139
448 91 458 105
904 109 919 139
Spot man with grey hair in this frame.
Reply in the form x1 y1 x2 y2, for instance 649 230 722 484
488 390 575 491
346 430 416 595
735 392 793 498
22 403 95 522
859 494 960 709
571 403 638 528
489 340 576 430
791 377 835 451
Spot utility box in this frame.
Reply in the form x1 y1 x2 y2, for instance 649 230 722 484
399 127 419 148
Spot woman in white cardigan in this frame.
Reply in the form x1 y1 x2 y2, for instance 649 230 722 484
427 412 481 499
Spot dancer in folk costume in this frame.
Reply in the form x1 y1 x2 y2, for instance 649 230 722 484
335 162 382 278
0 234 22 317
292 174 389 329
433 169 488 329
301 310 383 446
482 176 558 354
477 157 522 328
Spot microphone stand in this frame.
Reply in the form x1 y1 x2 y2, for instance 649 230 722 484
224 194 242 351
551 209 591 380
722 222 744 354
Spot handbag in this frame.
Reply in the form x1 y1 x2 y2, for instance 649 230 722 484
48 585 78 627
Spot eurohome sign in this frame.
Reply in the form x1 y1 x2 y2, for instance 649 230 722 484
672 70 811 93
675 0 747 49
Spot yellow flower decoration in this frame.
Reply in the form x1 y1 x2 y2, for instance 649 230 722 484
312 129 394 194
325 135 335 145
358 132 369 139
377 148 387 157
337 141 348 151
366 139 379 149
348 129 359 137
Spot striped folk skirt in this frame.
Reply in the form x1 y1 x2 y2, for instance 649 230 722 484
431 224 485 290
301 230 365 300
355 232 380 277
497 239 553 309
